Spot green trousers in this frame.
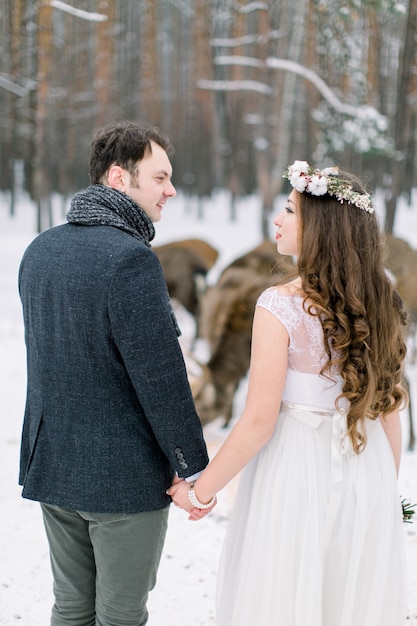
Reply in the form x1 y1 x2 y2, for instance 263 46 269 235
41 503 169 626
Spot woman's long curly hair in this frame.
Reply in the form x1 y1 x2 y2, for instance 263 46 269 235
295 171 408 453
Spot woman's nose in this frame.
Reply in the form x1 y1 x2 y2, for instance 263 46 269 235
273 212 282 227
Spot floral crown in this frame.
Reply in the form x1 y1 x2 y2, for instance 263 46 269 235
283 160 374 214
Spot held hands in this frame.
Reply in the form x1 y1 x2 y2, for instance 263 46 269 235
167 478 217 521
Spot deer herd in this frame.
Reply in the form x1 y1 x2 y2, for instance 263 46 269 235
154 234 416 451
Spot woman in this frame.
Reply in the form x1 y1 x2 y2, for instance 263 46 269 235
168 161 408 625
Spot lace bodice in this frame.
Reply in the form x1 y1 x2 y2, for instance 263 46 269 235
256 286 343 408
257 286 330 373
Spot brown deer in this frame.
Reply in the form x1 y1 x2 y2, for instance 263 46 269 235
154 238 219 320
385 235 417 450
193 240 295 426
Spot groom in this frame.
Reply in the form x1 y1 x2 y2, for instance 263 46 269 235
18 121 211 625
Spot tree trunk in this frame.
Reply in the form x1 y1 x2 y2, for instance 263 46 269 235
34 0 53 232
95 0 116 129
384 0 417 234
270 0 309 196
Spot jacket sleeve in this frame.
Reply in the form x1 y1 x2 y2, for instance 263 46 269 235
108 244 209 477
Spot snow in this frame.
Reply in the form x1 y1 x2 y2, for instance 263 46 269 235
0 190 416 624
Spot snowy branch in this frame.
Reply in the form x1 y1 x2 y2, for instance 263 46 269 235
197 79 272 95
50 0 108 22
238 1 269 12
0 74 31 97
210 31 282 47
265 57 361 117
213 55 387 124
215 55 263 68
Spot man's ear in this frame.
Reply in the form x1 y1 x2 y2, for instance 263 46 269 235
107 165 127 191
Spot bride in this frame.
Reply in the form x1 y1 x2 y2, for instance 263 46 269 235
168 161 408 626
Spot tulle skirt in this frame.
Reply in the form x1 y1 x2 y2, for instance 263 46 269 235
216 402 406 626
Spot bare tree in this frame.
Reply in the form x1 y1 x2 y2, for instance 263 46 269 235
384 0 417 233
34 0 54 232
94 0 115 129
0 0 416 235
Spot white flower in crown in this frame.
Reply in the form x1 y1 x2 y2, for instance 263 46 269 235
307 174 328 196
289 160 310 176
290 172 308 192
321 166 339 177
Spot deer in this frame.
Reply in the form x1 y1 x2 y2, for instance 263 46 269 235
385 235 417 450
154 238 219 323
192 240 295 426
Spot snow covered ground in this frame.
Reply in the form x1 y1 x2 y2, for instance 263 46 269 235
0 190 416 625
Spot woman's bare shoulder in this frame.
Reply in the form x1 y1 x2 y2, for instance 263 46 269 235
273 278 304 297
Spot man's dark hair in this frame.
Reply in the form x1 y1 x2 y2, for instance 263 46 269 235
89 121 174 184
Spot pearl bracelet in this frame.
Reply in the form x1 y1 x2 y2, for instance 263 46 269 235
188 484 216 509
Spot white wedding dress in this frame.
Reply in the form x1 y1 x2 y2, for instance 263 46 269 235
216 288 406 626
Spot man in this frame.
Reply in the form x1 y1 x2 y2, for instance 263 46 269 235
18 121 210 625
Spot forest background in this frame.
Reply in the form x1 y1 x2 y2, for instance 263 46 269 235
1 0 417 237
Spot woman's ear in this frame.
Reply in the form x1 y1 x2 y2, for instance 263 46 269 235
107 165 127 191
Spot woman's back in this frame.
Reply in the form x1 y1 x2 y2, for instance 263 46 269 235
257 287 344 409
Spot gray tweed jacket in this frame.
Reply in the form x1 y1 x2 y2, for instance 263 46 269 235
18 223 209 513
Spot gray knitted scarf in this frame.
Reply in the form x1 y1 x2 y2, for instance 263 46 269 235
67 184 155 246
66 184 181 336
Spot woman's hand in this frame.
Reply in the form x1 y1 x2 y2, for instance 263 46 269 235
167 480 217 520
